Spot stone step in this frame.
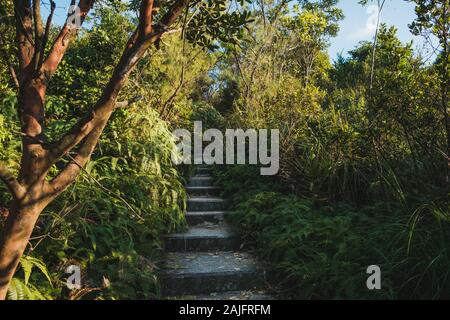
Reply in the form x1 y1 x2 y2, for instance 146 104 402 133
186 186 221 196
188 176 214 187
196 167 213 175
187 197 226 211
185 211 229 225
164 225 239 252
159 252 266 296
193 172 212 177
174 290 276 300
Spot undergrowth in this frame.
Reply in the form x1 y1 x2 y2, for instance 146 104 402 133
0 101 187 300
216 165 450 299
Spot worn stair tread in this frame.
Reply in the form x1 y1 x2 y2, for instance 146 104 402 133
164 224 240 252
159 165 273 298
186 186 220 191
186 186 221 196
167 225 235 240
160 251 260 277
186 211 229 217
171 290 276 300
187 197 226 204
188 197 225 202
187 197 227 212
185 211 228 225
196 169 213 175
189 176 213 180
187 176 214 187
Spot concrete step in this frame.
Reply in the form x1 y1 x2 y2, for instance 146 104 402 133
196 167 213 175
193 173 212 177
173 290 276 300
186 186 221 196
159 252 266 296
164 224 239 252
185 211 229 225
188 176 214 187
187 197 226 211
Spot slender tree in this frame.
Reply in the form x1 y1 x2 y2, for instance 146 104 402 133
0 0 251 299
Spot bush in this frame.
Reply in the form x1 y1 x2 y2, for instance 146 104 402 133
219 167 450 299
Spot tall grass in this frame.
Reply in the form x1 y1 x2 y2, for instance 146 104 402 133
216 165 450 299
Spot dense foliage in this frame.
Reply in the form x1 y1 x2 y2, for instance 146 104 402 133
0 0 448 300
213 0 449 299
0 4 215 299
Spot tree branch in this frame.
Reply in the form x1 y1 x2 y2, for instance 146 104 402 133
139 0 155 39
49 121 106 197
43 0 93 77
0 164 25 201
46 0 191 172
158 0 190 30
32 0 44 70
37 0 55 70
14 0 34 72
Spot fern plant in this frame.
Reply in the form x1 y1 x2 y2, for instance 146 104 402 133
7 256 53 300
7 278 47 300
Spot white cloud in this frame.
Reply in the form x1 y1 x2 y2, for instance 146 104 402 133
347 24 377 40
347 5 379 40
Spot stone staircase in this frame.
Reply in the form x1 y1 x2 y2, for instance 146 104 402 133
159 166 272 299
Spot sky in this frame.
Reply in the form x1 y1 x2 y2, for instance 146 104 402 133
329 1 436 61
44 0 436 62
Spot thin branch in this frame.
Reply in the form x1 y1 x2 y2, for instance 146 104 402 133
43 0 93 77
161 27 183 36
160 5 189 118
49 121 106 197
32 0 44 70
57 154 145 222
369 0 386 90
37 0 55 70
259 0 266 29
233 47 249 93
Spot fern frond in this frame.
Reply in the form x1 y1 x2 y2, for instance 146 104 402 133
19 256 53 287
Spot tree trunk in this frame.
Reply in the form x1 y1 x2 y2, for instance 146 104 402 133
0 74 48 300
0 0 189 300
0 191 47 299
